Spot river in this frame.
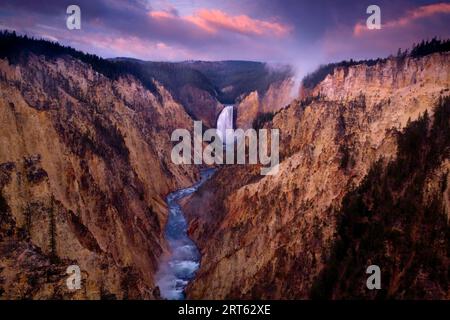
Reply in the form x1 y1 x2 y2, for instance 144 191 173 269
155 168 216 300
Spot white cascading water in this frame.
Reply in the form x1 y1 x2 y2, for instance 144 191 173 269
216 105 234 145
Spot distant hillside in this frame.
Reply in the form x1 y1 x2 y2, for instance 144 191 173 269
182 60 293 104
113 58 294 105
111 58 218 99
113 58 294 126
110 58 293 127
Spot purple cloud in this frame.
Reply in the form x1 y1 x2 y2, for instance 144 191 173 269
0 0 449 78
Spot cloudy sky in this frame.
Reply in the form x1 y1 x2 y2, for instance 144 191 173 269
1 0 449 76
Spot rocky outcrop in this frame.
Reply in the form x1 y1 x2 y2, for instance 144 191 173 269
236 78 294 129
183 52 450 299
0 53 197 299
235 91 259 129
178 84 224 128
311 100 450 299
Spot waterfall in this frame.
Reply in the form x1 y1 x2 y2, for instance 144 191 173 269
216 105 234 145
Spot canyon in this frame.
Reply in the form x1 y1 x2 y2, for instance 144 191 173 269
0 51 198 299
0 32 293 299
0 32 449 300
183 51 450 299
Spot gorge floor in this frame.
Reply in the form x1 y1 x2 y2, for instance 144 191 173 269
155 168 216 300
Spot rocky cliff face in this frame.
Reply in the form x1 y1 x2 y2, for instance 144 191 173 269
0 53 197 299
183 52 450 299
178 84 224 128
236 78 294 129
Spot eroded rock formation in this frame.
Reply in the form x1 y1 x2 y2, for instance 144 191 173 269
184 52 450 299
0 53 197 299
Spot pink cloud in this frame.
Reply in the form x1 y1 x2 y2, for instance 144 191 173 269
148 8 291 37
354 2 450 36
64 32 195 61
187 9 290 36
148 11 175 20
